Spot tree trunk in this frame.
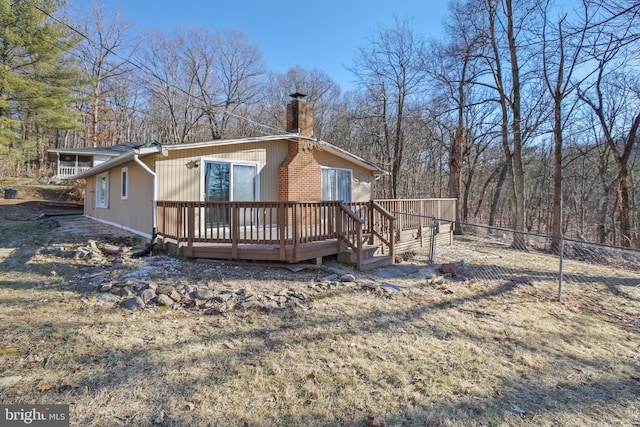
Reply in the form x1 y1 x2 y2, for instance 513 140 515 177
489 163 508 228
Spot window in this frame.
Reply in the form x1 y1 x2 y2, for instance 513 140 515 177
322 168 352 201
96 172 109 208
121 167 128 200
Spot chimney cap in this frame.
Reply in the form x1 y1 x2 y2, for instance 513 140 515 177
289 92 307 99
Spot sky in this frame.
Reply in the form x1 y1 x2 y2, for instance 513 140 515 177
105 0 451 91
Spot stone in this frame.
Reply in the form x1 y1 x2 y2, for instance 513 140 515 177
264 300 280 310
85 277 104 289
157 285 175 295
135 283 150 293
122 296 145 310
0 376 22 388
98 283 113 292
215 293 233 303
240 300 264 310
156 294 174 306
361 281 380 290
168 289 181 302
101 244 122 255
183 285 195 294
119 287 134 297
139 288 157 303
194 288 215 300
340 274 356 282
428 275 445 285
95 292 119 304
289 291 307 301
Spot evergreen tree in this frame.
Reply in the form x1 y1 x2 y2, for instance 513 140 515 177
0 0 81 167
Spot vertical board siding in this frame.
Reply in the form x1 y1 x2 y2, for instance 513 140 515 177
156 142 286 202
83 158 154 236
312 150 374 202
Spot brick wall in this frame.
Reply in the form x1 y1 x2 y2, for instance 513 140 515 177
278 139 321 201
286 97 314 137
279 95 321 202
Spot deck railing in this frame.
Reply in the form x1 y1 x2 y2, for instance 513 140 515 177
58 165 92 178
374 198 456 231
156 200 397 268
156 199 457 266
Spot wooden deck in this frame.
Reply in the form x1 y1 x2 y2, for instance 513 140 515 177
156 199 456 270
185 239 340 263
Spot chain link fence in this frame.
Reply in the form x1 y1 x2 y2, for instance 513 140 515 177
430 220 640 301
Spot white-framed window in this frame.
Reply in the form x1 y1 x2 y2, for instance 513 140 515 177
96 172 109 208
201 158 259 202
321 167 352 202
120 167 129 200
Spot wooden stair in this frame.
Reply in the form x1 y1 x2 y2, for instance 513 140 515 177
337 244 394 271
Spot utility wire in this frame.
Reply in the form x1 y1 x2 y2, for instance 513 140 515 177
25 0 287 137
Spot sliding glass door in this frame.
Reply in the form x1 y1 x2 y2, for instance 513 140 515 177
204 160 257 227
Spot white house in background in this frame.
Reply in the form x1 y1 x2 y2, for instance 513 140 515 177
47 141 143 179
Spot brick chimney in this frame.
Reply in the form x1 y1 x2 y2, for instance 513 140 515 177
286 92 313 137
279 93 321 201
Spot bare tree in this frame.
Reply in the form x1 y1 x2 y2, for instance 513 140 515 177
350 18 429 198
71 1 135 147
186 28 265 139
259 66 341 140
481 0 544 249
434 0 490 232
539 0 590 250
138 30 203 144
575 0 640 246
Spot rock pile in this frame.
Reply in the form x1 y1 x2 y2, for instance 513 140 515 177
83 262 363 313
67 239 454 314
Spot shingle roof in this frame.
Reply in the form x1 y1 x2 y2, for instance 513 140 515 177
48 141 143 156
73 134 387 179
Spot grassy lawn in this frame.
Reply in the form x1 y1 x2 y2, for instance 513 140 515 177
0 214 639 426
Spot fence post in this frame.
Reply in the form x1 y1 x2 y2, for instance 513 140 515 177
429 216 437 264
558 237 565 301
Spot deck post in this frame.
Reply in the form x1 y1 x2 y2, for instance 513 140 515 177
292 203 299 263
356 222 363 271
336 204 344 252
368 201 374 245
231 202 239 259
278 203 286 261
186 203 195 257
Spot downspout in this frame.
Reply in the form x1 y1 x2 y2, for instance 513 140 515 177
132 150 157 257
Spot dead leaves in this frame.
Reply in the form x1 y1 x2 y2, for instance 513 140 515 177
36 383 52 392
438 285 455 294
37 374 81 393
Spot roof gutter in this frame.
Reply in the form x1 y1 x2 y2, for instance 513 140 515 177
132 150 158 257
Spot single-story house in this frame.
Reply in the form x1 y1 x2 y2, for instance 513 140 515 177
47 141 142 179
72 94 420 269
73 94 456 269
